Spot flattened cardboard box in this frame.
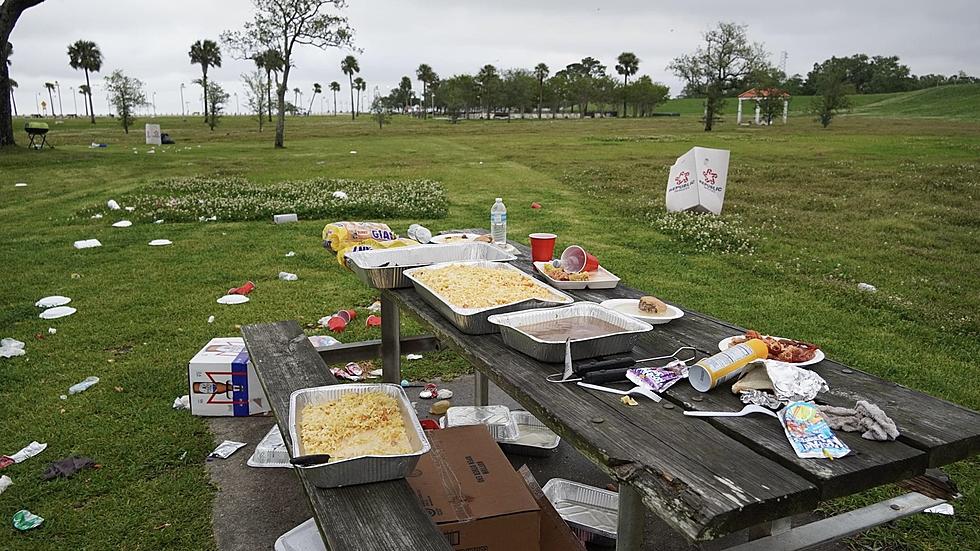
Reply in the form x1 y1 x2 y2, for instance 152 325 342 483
408 426 541 551
188 337 270 416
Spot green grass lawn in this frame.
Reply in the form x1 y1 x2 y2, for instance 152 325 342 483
1 109 978 550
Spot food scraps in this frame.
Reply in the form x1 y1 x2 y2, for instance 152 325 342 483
620 395 639 406
730 330 820 363
541 262 589 282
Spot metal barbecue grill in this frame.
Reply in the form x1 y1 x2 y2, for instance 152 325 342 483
25 121 52 149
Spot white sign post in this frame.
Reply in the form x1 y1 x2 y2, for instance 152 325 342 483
666 146 730 215
145 124 161 146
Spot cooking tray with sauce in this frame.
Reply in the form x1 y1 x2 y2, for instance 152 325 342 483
404 261 574 335
487 302 653 362
288 383 430 488
542 478 618 546
345 242 516 289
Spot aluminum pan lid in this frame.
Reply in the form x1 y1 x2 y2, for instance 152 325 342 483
487 301 653 344
345 242 516 270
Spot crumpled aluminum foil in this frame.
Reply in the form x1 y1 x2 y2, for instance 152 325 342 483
739 390 783 409
765 360 829 402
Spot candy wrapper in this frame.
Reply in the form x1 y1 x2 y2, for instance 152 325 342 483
13 509 44 531
626 360 688 393
766 361 829 402
780 402 850 459
208 440 247 459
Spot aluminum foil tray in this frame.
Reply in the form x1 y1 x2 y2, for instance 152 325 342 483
542 478 619 544
288 383 430 488
487 302 653 363
498 410 560 457
443 405 519 440
404 261 574 335
345 242 516 289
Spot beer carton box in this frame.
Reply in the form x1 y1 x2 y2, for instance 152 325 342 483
145 124 162 146
188 337 270 416
666 146 730 215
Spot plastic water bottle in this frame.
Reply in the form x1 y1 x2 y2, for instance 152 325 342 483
490 198 507 246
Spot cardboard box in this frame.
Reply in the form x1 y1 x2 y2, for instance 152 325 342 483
408 426 540 551
666 146 731 215
188 337 270 416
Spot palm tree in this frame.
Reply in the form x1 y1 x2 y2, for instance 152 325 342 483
254 49 283 122
67 40 102 123
308 82 321 115
615 52 639 117
44 82 55 116
188 39 222 122
534 63 549 119
476 64 499 119
78 84 89 117
353 77 365 116
329 81 340 115
292 87 300 112
340 55 359 120
415 63 435 119
9 78 17 117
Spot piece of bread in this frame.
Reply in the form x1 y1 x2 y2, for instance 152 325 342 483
638 296 667 314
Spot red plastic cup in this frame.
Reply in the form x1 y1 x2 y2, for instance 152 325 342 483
560 245 600 273
529 233 558 263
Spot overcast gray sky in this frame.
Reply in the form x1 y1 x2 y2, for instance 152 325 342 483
8 0 980 115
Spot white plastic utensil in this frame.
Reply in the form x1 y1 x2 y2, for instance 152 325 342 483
577 381 662 403
683 405 779 419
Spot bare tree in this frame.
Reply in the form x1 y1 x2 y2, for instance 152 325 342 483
1 0 46 147
222 0 354 148
668 22 769 131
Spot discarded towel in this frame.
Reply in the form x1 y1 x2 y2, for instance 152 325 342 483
818 400 900 441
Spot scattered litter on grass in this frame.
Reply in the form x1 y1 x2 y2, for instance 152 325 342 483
436 389 453 400
111 220 132 228
307 335 340 348
14 183 27 188
349 150 357 154
153 219 164 224
41 456 96 480
198 215 217 222
858 282 878 293
148 239 172 246
1 441 47 468
924 503 955 515
68 376 100 395
369 368 383 378
0 475 11 494
1 338 26 358
285 251 296 257
531 202 542 209
400 379 410 387
209 440 247 459
114 386 123 392
107 199 120 210
91 213 103 219
125 206 135 212
59 395 67 400
178 451 188 460
273 213 298 224
366 315 381 328
73 239 102 249
332 190 348 200
12 509 44 531
406 354 423 361
278 272 298 281
430 400 451 415
366 300 381 313
48 328 56 335
39 306 77 320
147 150 156 154
207 315 215 324
154 523 172 530
35 296 71 308
227 281 255 296
173 395 190 410
89 143 107 148
419 383 437 399
217 294 250 305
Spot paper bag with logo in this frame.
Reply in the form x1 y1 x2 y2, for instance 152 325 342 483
145 124 162 146
666 146 730 215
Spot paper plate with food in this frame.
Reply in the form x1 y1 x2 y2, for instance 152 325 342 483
600 296 684 324
718 330 824 366
429 233 493 244
534 261 621 290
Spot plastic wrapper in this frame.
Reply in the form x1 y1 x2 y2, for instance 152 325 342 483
779 401 850 459
626 359 688 393
278 272 298 281
766 360 829 402
335 238 418 267
322 221 398 252
0 475 11 495
69 376 100 394
1 338 26 358
2 441 48 466
209 440 247 459
12 509 44 531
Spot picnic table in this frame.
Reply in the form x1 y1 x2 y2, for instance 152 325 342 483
242 233 978 550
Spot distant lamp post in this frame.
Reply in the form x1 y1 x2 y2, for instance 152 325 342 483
55 80 63 117
180 83 186 117
152 92 157 117
234 92 239 115
35 92 40 114
71 86 78 116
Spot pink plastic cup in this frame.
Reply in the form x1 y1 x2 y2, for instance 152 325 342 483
529 233 558 263
560 245 600 273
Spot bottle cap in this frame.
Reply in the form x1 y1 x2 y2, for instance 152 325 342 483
495 197 502 202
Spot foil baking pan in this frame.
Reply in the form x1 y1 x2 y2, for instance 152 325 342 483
404 261 573 334
542 478 619 544
345 242 516 289
438 409 561 456
487 302 653 362
288 383 430 488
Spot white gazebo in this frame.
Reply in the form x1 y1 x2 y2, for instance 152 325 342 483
736 88 790 125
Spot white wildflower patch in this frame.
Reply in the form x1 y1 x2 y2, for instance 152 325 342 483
648 210 756 255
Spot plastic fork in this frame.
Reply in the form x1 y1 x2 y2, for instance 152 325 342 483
576 381 662 402
683 404 779 419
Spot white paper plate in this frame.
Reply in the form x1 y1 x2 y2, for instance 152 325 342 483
39 306 77 319
111 220 132 228
599 299 684 324
217 294 250 305
148 239 172 246
429 233 483 244
36 295 71 308
718 336 825 366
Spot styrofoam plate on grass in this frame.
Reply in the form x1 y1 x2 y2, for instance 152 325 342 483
35 296 72 308
14 183 27 187
148 239 172 246
111 220 132 228
40 306 77 319
718 336 825 367
73 239 102 249
217 294 249 305
599 299 684 324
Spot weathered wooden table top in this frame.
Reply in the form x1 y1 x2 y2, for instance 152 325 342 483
383 236 980 541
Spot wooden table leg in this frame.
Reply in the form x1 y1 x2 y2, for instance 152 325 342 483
380 292 401 384
475 370 489 406
617 483 644 551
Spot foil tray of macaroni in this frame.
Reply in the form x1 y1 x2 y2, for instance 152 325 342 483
487 302 653 363
344 242 516 289
404 261 574 334
287 383 430 488
542 478 619 545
